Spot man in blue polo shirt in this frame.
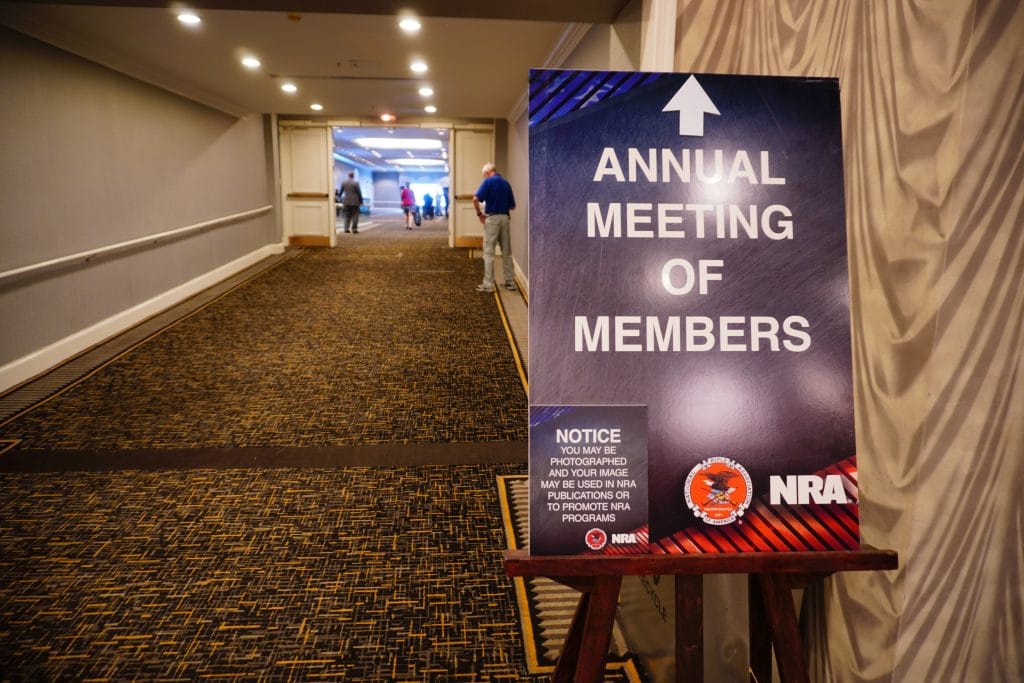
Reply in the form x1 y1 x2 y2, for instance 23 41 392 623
472 162 516 293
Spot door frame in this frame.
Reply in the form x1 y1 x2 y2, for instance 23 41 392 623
450 124 496 249
276 118 494 249
279 123 335 247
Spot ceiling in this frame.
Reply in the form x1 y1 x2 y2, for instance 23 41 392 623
15 0 633 24
2 1 630 174
0 1 631 119
1 1 632 175
331 125 451 175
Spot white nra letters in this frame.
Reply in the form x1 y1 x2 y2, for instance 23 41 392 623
769 474 850 505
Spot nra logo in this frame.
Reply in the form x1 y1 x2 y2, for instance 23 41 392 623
769 475 850 505
611 532 637 544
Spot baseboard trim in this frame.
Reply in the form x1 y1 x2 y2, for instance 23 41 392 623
289 235 331 247
455 236 484 249
0 243 286 393
513 260 529 302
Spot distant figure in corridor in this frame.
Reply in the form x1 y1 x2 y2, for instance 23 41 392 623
473 162 516 293
401 184 417 229
340 172 362 234
423 192 434 220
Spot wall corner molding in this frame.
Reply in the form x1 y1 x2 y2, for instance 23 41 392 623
640 0 677 72
507 22 592 122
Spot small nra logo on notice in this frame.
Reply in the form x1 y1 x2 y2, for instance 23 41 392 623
585 528 608 550
611 532 637 544
769 475 850 505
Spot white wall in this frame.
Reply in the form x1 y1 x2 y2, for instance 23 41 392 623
506 115 530 285
505 0 644 289
373 171 401 211
0 27 278 389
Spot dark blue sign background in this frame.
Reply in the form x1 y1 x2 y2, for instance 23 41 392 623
529 70 854 543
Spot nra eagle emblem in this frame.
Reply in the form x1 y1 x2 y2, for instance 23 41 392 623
684 457 753 526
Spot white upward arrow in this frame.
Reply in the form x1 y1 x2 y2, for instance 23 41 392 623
662 75 720 136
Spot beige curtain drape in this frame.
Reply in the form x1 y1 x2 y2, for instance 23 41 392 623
675 1 1024 681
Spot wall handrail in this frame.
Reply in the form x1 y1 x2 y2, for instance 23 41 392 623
0 205 274 286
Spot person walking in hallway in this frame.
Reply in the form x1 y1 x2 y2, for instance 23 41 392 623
340 172 362 233
473 162 516 293
401 184 417 229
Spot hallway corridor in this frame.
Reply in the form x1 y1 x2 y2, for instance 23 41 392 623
1 215 526 452
0 218 542 680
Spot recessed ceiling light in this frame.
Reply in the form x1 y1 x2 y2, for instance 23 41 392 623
380 114 395 122
410 60 428 74
399 17 421 33
281 83 297 93
424 105 437 114
418 86 434 97
355 137 442 150
392 158 445 166
310 103 323 111
241 56 261 69
177 12 201 25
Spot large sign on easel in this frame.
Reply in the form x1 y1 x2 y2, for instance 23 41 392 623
529 69 858 554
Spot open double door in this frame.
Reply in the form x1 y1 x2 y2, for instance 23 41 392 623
278 122 493 249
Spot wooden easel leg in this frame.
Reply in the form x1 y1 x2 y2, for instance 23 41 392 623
674 575 702 682
552 576 622 683
757 575 810 683
748 574 771 683
553 586 590 683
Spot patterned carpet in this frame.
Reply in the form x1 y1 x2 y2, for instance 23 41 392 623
497 475 645 682
0 217 526 451
0 217 554 680
0 464 540 681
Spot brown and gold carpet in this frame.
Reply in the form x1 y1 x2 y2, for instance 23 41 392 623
0 464 535 680
0 217 570 680
0 217 526 453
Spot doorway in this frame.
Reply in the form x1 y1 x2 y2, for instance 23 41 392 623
330 126 449 230
280 120 493 246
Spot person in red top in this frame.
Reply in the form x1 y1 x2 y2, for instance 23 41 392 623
400 184 416 229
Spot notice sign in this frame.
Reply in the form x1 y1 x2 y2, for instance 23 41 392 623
529 406 648 555
529 70 859 553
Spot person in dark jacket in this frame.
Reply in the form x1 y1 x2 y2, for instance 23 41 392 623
340 172 363 234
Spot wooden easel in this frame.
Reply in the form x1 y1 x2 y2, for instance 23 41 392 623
504 547 897 683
